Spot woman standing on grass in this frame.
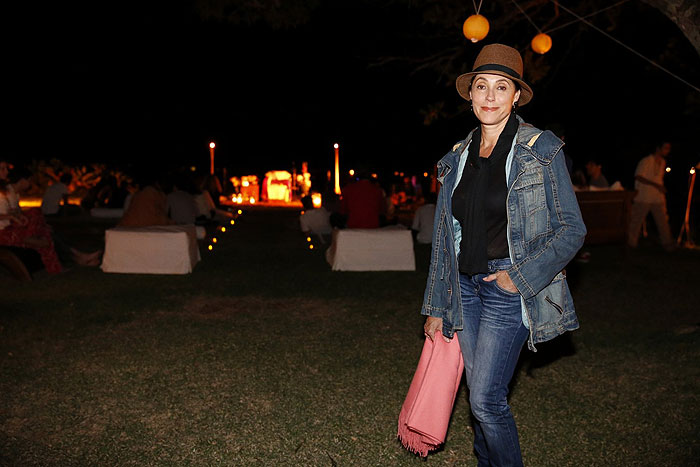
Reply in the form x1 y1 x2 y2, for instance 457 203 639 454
421 44 586 465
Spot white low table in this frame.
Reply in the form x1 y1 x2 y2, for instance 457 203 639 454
101 225 201 274
325 227 415 271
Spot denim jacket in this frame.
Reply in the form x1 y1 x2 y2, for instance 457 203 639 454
421 117 587 351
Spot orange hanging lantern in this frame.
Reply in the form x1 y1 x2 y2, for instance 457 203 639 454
531 33 552 54
463 14 489 43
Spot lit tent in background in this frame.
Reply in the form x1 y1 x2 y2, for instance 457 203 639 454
262 170 292 203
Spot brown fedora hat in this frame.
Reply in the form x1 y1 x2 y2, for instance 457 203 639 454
456 43 533 106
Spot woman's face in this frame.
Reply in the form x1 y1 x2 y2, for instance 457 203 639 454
469 74 520 126
0 162 8 181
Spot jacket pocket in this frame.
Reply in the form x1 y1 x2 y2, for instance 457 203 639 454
532 272 568 329
514 170 546 216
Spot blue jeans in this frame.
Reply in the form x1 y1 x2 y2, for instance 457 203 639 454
457 258 529 467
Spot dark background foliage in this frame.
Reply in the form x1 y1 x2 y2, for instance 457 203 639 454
4 0 699 191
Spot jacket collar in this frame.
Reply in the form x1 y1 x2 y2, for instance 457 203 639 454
438 115 565 181
514 116 564 165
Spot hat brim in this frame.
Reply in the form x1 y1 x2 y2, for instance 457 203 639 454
456 71 533 106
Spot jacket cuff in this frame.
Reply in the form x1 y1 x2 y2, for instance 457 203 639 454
507 266 536 299
420 306 444 319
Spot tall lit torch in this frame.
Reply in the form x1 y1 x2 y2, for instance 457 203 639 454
334 143 341 195
209 142 216 175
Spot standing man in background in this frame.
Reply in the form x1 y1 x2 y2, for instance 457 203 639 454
627 141 675 251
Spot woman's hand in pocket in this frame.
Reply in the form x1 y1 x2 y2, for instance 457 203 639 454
483 271 519 294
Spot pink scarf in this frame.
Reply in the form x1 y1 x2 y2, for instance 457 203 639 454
397 335 464 457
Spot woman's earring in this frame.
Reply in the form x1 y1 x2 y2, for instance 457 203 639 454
512 101 519 112
470 103 474 112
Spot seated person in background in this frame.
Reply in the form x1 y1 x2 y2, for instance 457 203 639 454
97 175 129 209
167 175 199 225
411 192 437 244
570 169 588 191
339 171 385 229
118 172 174 228
585 158 609 189
41 173 72 216
300 195 332 236
0 170 62 273
193 188 217 221
196 174 223 208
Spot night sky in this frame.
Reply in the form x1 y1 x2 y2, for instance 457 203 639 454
4 0 700 200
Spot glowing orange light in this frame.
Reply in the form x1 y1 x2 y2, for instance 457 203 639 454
18 199 43 208
463 14 489 43
209 142 216 149
208 245 213 251
311 193 322 208
221 227 226 233
309 244 314 250
230 219 235 225
531 33 553 54
306 236 312 242
371 173 377 179
423 172 429 177
242 180 250 187
349 169 355 176
190 166 197 172
237 209 242 215
249 198 256 204
212 237 218 243
691 167 696 175
666 167 672 173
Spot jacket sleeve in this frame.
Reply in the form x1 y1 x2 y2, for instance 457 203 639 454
420 183 448 319
508 147 587 299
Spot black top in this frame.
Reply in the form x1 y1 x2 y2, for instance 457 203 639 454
452 113 518 275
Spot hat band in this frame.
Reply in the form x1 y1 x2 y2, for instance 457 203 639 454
472 64 521 80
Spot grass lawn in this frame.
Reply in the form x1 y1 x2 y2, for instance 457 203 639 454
1 207 699 466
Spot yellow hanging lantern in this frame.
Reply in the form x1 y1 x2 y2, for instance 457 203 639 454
531 33 552 54
463 14 489 43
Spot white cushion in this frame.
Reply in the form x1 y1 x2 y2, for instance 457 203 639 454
325 227 415 271
101 225 200 274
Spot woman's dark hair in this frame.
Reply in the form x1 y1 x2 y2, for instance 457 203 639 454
9 167 33 184
301 195 314 210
